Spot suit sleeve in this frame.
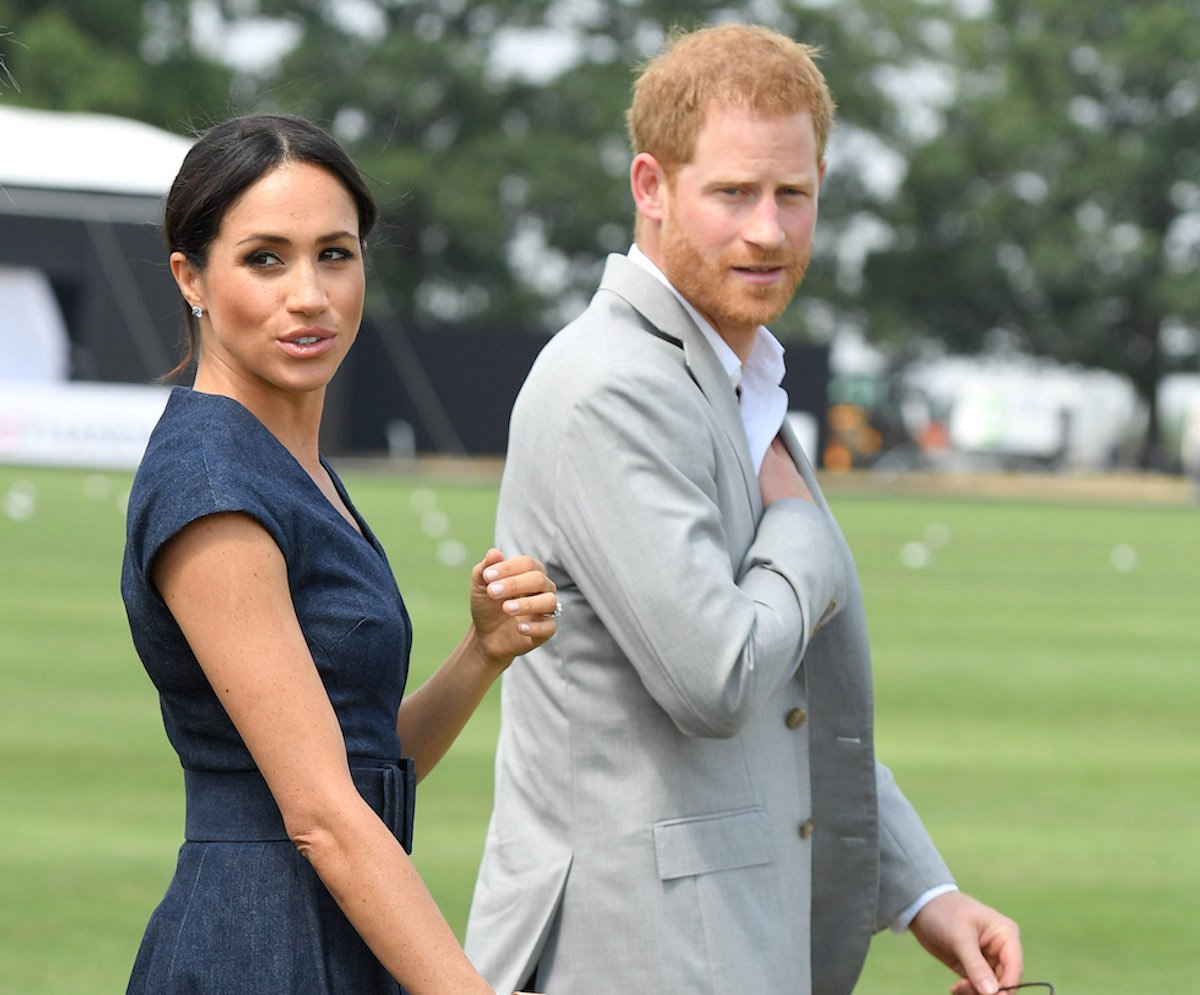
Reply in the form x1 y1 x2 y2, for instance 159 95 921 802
553 359 851 738
874 761 956 928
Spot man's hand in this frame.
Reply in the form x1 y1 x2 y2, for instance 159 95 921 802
758 435 815 507
910 891 1023 995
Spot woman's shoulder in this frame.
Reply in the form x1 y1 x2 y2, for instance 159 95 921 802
140 388 290 491
126 389 297 564
147 386 264 449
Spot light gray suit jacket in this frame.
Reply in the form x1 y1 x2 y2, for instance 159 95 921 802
465 254 951 994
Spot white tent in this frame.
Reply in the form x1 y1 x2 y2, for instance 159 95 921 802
0 106 192 467
0 104 193 197
1 106 191 387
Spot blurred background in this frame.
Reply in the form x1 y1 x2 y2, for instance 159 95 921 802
2 0 1198 478
2 3 1199 994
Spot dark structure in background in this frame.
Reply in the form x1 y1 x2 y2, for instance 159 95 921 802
0 187 182 382
336 319 545 457
783 341 830 464
337 320 829 461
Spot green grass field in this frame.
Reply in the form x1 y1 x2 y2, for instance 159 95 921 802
1 464 1196 994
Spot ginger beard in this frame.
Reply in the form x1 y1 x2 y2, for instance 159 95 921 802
658 187 811 336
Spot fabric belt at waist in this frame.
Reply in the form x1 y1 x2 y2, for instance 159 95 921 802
183 757 416 853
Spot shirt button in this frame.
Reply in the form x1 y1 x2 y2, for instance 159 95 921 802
798 819 814 839
785 707 807 729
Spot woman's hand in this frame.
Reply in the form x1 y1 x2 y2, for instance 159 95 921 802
470 548 558 667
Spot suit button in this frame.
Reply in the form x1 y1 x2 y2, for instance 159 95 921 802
785 707 807 729
798 819 814 839
813 599 838 635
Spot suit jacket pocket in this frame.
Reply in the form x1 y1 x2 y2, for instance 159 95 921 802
653 806 772 881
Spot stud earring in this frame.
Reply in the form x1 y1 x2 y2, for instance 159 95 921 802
191 304 204 319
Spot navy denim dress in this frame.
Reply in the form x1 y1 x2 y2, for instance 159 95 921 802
122 388 414 993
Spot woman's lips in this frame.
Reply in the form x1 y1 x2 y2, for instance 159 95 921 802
279 332 335 358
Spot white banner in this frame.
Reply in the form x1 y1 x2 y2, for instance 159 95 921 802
0 382 171 470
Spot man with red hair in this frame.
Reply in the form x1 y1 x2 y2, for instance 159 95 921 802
467 23 1024 995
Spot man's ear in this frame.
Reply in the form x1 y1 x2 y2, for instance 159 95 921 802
630 152 668 222
169 251 203 312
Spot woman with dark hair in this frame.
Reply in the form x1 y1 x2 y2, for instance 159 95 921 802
121 114 557 993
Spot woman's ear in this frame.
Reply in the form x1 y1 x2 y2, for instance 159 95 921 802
630 152 668 223
169 251 203 312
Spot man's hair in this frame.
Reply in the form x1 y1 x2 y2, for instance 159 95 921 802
626 23 836 170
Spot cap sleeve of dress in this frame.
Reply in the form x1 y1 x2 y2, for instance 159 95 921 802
125 390 294 584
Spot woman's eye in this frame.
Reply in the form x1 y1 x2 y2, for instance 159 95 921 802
245 250 281 267
322 246 356 262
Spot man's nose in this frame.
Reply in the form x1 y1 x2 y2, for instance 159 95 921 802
743 197 787 250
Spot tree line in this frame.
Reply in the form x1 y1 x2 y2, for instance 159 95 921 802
2 0 1196 464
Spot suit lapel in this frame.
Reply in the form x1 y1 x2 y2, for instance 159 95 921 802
598 254 760 515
